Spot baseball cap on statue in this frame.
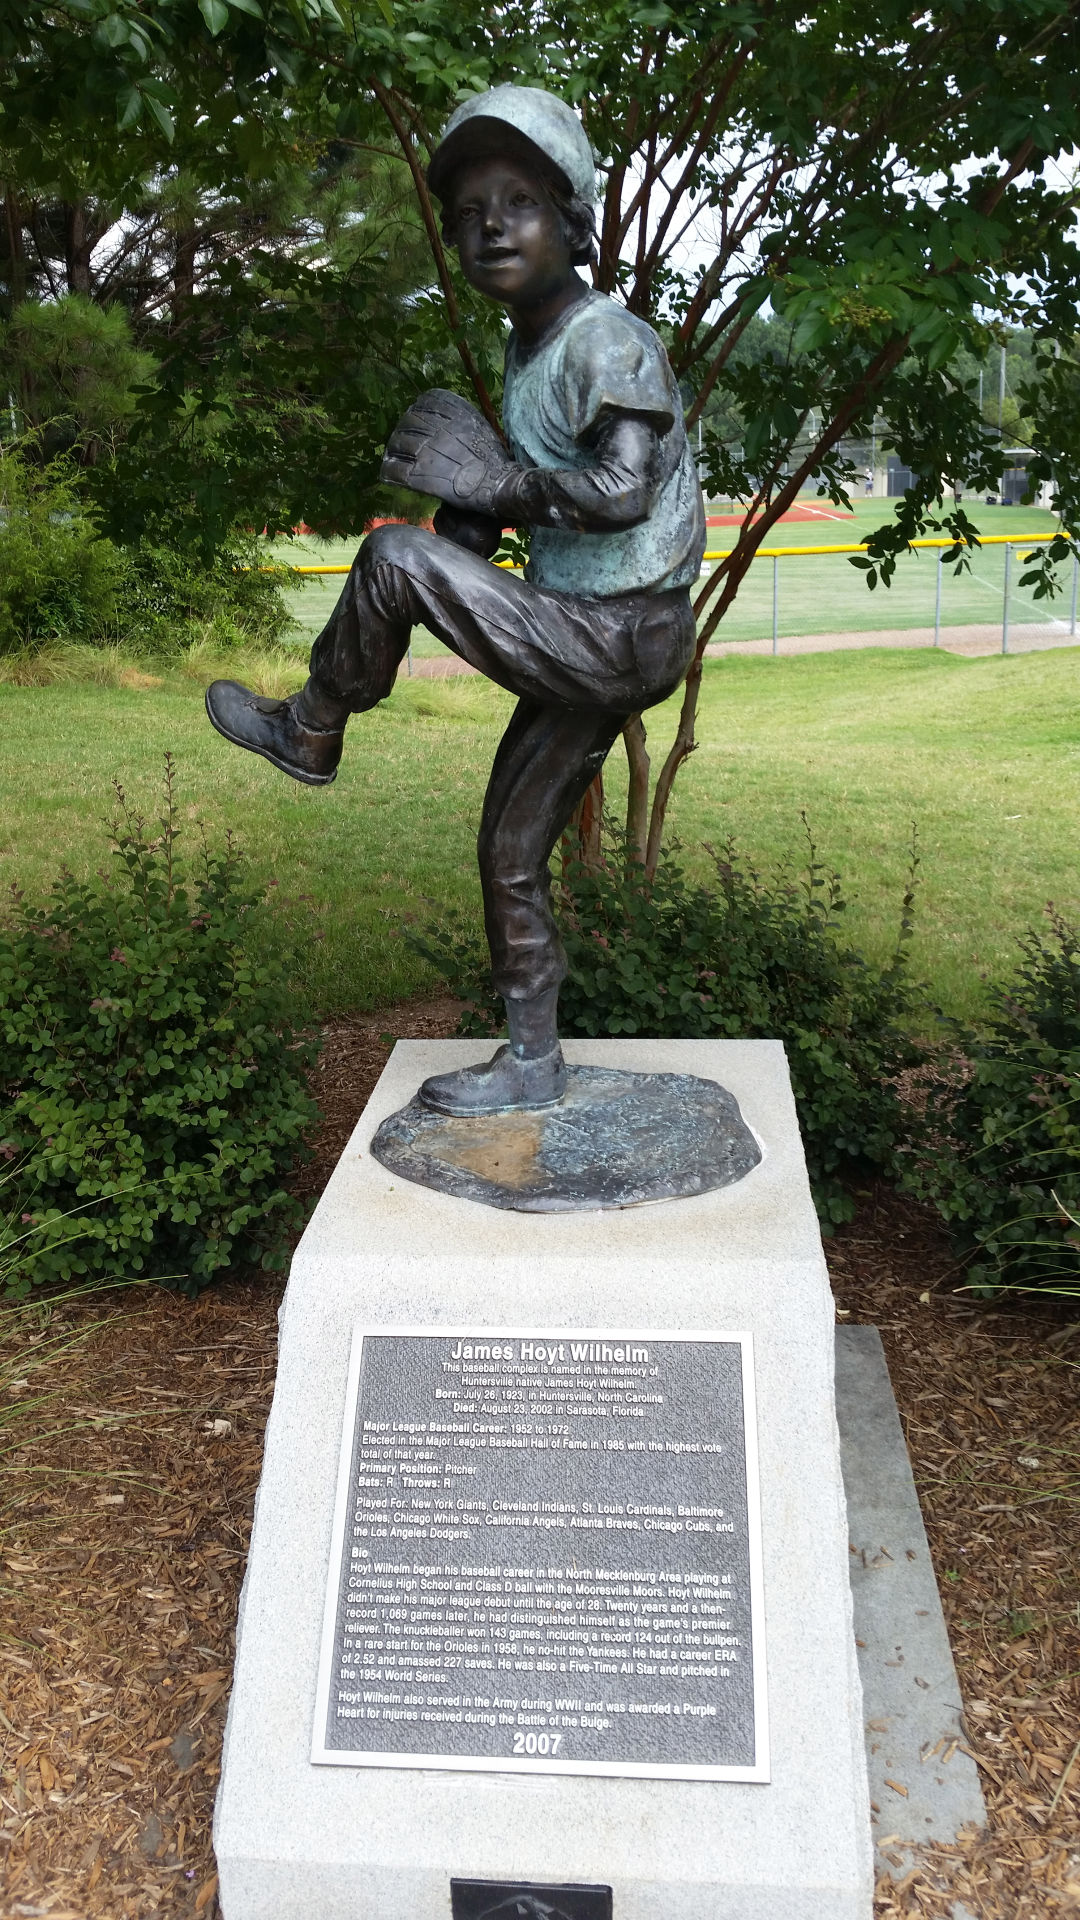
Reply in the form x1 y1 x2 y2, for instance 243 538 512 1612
427 85 597 207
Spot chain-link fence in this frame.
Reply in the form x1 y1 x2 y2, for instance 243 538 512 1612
699 535 1078 657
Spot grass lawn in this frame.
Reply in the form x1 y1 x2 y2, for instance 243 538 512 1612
653 646 1080 1019
264 533 450 662
2 642 1077 1025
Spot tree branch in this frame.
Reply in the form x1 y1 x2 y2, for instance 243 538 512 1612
631 51 755 296
598 37 660 290
614 23 763 253
644 329 912 876
369 77 503 436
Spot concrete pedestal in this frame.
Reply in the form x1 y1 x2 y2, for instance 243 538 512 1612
215 1040 873 1919
837 1327 986 1871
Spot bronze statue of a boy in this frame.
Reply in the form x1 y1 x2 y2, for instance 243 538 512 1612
206 85 705 1118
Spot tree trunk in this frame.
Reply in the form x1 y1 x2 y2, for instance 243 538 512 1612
172 224 198 323
645 655 701 880
63 200 93 295
622 715 650 868
564 770 605 873
3 184 27 307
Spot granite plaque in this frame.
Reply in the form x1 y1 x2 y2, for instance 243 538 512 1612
312 1327 768 1781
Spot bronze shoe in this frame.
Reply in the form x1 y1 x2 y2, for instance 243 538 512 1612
418 1043 567 1116
205 681 342 786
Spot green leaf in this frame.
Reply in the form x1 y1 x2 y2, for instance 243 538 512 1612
144 95 175 141
374 0 395 23
334 96 363 135
199 0 231 34
94 12 129 48
116 84 143 130
908 308 947 346
266 38 299 84
926 327 961 372
793 314 832 354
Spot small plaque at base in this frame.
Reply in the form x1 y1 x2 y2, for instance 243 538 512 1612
451 1879 613 1920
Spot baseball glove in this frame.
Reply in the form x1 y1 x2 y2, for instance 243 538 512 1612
381 389 518 515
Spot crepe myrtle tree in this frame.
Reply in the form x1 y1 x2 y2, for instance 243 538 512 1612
360 0 1080 870
9 0 1080 861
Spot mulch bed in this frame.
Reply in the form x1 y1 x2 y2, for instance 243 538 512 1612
2 1002 1077 1920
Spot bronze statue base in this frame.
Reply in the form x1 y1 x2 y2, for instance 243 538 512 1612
370 1064 761 1212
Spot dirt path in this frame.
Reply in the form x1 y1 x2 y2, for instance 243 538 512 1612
705 620 1078 658
402 653 479 679
2 1007 1077 1920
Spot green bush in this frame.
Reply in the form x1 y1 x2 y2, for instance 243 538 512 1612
414 826 926 1228
912 909 1080 1296
122 536 295 650
0 445 127 653
0 757 318 1297
0 441 294 657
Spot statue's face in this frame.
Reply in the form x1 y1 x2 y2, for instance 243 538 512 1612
449 157 574 312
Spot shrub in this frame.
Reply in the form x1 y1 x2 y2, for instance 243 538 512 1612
0 441 294 657
912 908 1080 1296
0 445 127 653
0 756 318 1297
122 536 295 650
413 825 926 1228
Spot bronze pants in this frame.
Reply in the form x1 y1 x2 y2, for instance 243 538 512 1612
309 524 695 1001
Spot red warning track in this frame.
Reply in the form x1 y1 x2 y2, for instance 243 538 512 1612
705 505 856 527
293 504 857 537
